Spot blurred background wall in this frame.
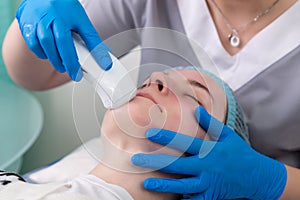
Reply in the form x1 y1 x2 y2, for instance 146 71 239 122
0 0 19 80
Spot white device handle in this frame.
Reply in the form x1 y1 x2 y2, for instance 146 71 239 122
73 35 137 109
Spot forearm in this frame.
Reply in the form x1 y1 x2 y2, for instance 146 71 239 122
2 19 70 90
280 165 300 199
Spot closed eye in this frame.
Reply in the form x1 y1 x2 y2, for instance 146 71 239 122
185 94 202 105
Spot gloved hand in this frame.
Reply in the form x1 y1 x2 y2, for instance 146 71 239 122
132 106 287 199
16 0 112 81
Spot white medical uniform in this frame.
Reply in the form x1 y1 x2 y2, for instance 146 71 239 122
80 0 300 168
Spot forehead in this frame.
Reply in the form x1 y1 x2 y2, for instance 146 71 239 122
171 69 206 82
170 69 227 123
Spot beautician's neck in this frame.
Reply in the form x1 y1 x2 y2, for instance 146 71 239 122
90 163 179 200
214 0 279 13
211 0 293 19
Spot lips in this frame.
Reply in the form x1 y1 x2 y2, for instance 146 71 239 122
136 92 164 112
136 92 158 104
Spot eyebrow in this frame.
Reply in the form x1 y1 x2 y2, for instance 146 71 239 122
188 80 209 93
188 79 213 99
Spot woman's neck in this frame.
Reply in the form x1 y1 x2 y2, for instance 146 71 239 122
91 125 181 200
90 163 180 200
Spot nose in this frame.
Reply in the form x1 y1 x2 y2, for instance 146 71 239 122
143 72 168 94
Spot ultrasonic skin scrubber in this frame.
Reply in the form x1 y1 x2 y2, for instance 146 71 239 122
73 35 137 109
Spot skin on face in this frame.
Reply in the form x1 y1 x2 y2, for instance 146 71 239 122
101 69 227 155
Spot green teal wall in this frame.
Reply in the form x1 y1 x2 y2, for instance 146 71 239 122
0 0 20 81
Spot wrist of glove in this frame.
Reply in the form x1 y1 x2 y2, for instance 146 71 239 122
248 153 286 200
132 106 287 199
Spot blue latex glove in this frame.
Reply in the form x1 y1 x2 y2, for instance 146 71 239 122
132 106 287 199
16 0 112 81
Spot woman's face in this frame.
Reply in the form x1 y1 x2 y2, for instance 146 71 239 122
101 69 227 153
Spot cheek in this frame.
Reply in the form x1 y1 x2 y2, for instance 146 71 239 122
179 106 200 137
128 98 166 127
161 108 181 132
152 103 205 157
161 100 197 135
109 98 167 134
169 101 207 139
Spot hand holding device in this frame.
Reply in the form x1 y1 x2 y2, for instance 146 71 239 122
16 0 112 81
